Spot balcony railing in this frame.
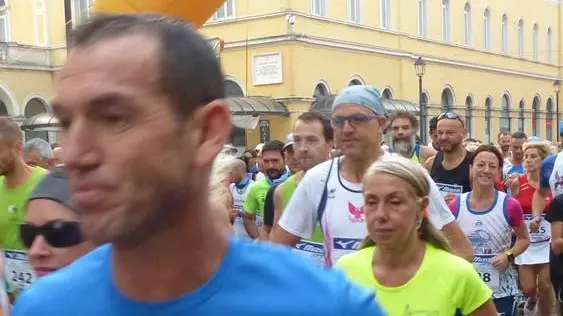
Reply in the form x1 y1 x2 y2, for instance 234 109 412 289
0 42 64 69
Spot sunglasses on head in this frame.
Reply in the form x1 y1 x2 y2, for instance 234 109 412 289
20 220 84 249
437 112 465 125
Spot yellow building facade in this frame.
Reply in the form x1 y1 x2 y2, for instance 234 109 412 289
200 0 563 147
0 0 76 141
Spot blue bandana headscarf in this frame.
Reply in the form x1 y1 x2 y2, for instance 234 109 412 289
332 85 387 116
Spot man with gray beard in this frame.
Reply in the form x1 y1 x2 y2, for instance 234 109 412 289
388 111 435 165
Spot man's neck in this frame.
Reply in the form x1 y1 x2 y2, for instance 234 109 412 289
509 157 523 166
5 160 33 190
341 147 385 183
443 146 466 164
113 200 229 302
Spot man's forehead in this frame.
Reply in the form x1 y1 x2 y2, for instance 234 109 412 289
392 118 411 126
437 119 462 129
54 35 162 110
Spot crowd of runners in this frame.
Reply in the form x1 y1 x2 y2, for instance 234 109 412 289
0 12 562 316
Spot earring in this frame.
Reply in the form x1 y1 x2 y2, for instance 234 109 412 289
416 217 423 230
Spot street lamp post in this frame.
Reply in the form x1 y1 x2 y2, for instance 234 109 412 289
555 80 561 143
414 57 427 144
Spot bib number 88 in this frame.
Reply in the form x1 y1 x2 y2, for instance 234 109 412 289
478 272 491 283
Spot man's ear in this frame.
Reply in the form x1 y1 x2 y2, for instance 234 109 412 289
191 99 232 168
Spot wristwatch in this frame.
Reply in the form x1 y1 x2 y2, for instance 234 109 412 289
504 250 514 263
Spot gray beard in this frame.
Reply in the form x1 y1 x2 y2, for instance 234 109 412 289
392 138 415 158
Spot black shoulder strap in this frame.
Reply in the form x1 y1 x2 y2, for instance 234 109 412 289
316 158 336 230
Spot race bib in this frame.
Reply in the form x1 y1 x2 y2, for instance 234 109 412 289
255 215 264 229
474 255 500 292
524 214 551 243
436 183 464 198
3 250 35 293
294 240 325 268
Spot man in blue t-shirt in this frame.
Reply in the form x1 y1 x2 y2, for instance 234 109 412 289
12 14 386 316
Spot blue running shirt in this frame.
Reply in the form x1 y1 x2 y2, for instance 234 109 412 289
12 238 386 316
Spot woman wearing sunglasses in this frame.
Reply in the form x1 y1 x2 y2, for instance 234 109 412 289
22 167 95 279
337 155 497 316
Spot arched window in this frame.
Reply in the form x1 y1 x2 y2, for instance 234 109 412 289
501 14 508 54
500 94 511 131
517 19 524 57
224 79 245 97
348 79 362 86
547 98 554 141
382 88 393 100
441 0 451 42
532 96 540 136
518 99 525 132
313 82 329 98
465 95 473 136
485 97 492 143
548 27 553 63
533 23 539 60
483 8 491 50
417 0 428 37
463 2 472 46
441 87 454 112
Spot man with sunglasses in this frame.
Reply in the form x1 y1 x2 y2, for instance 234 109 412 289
0 118 46 302
12 14 386 316
425 112 472 202
271 85 474 265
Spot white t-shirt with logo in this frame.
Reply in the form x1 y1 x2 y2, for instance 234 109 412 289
230 180 254 239
278 154 456 266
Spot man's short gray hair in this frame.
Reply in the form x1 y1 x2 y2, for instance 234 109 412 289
24 138 54 159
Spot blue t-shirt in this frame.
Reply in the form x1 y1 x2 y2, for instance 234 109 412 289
12 238 386 316
540 154 557 189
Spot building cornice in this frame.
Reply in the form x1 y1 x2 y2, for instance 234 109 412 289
205 10 562 70
224 34 559 81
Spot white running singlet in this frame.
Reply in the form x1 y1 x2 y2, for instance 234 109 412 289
230 180 254 239
279 154 456 267
455 191 519 299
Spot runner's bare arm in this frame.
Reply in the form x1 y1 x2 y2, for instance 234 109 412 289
510 221 530 257
509 177 520 197
552 222 563 255
467 299 499 316
420 146 436 165
273 184 284 226
270 225 301 247
530 187 550 232
439 221 474 262
423 155 435 172
243 213 260 240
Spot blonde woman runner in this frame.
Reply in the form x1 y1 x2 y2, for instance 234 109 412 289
337 155 497 316
510 141 554 316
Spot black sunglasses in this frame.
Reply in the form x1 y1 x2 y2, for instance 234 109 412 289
437 112 465 126
20 220 84 248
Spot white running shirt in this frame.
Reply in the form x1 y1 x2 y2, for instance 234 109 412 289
279 154 456 266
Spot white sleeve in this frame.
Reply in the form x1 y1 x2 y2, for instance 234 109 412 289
425 170 456 230
278 165 327 239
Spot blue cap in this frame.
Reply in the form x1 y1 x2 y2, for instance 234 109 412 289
332 85 387 116
528 136 542 143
